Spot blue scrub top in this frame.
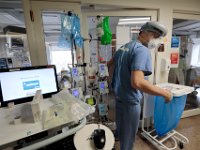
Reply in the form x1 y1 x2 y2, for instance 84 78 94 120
112 40 152 105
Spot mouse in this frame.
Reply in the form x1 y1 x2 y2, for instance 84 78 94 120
93 128 106 149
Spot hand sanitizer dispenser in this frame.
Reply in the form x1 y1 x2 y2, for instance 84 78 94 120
161 58 171 71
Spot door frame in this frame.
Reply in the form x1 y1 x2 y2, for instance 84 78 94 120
23 1 81 66
173 11 200 118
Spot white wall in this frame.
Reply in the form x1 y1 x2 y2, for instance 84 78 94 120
116 26 130 49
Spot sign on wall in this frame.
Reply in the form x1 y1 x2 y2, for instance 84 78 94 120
171 52 179 65
171 36 180 48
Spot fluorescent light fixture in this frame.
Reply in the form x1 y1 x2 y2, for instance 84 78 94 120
118 17 150 25
131 31 140 33
119 17 150 22
118 21 147 25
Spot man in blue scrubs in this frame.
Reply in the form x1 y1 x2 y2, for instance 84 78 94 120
110 22 172 150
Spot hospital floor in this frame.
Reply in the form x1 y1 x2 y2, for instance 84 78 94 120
105 96 200 150
113 115 200 150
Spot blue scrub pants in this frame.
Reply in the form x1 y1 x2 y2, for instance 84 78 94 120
116 100 141 150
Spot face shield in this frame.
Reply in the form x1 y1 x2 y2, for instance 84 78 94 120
140 22 167 51
140 22 167 52
148 37 163 51
141 21 168 37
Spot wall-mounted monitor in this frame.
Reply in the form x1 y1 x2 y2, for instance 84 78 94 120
0 65 59 106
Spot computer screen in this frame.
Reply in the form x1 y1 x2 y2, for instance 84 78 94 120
0 65 59 106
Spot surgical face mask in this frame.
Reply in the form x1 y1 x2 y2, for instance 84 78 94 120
148 38 162 51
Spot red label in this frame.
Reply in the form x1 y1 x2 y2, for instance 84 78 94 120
171 53 179 64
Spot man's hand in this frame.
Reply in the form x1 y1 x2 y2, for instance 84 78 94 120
164 90 173 103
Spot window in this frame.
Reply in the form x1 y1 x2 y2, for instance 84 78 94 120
46 43 76 74
190 38 200 67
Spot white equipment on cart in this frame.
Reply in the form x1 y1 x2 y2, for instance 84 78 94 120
141 83 194 150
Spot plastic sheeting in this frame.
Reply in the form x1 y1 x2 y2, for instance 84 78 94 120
72 15 83 49
58 14 72 48
58 14 83 49
101 16 112 45
42 90 94 129
154 95 187 136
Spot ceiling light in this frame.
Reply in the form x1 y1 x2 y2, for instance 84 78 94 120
119 17 150 22
131 30 140 33
118 21 147 25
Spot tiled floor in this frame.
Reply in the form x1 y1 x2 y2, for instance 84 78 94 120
114 115 200 150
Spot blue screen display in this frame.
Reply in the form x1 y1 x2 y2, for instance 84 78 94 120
100 82 105 90
72 89 79 97
72 68 78 77
23 80 40 90
100 64 104 71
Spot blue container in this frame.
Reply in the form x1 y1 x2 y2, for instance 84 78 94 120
154 95 187 136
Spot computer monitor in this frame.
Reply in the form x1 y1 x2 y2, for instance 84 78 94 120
0 65 59 106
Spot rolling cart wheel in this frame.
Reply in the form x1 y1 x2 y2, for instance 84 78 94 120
178 141 184 149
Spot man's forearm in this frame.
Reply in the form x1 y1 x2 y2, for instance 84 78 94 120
131 70 171 100
134 78 168 98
